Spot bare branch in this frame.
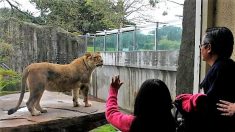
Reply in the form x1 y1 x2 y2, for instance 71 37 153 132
167 0 184 6
5 0 34 19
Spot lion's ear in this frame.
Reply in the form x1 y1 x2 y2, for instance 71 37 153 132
85 52 91 58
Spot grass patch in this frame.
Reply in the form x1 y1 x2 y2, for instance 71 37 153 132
87 46 94 52
0 90 20 96
90 124 118 132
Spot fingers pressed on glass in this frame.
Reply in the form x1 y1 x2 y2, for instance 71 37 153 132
219 100 232 105
217 107 224 111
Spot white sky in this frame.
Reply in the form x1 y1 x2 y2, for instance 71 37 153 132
128 0 184 27
0 0 184 27
0 0 40 16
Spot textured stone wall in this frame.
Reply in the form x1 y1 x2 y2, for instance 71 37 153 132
0 18 86 72
214 0 235 60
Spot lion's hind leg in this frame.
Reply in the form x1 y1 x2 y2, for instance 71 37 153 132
26 75 46 116
26 91 42 116
35 90 47 113
81 84 91 107
72 88 81 107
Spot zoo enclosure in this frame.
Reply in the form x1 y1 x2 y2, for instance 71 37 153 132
0 18 181 112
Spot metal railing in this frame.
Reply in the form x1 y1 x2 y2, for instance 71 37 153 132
86 23 182 52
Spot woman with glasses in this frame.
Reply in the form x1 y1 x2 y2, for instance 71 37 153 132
199 27 235 132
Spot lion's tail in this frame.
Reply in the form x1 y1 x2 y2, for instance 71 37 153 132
8 67 29 115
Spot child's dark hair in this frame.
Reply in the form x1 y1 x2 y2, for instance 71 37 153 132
130 79 176 132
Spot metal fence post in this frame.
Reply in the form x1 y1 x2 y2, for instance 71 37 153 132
117 30 119 51
155 22 159 51
93 34 96 52
133 26 137 51
85 33 88 52
104 30 106 51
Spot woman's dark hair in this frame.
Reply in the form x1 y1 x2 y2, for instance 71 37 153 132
204 27 234 58
129 79 176 132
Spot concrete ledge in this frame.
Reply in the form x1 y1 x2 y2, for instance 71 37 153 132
0 91 107 132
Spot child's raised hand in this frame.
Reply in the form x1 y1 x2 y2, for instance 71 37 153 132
111 75 123 90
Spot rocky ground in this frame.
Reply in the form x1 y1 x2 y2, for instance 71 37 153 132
0 91 107 132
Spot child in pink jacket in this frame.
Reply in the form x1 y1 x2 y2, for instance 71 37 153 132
105 75 176 132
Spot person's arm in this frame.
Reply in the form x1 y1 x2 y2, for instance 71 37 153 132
105 75 135 132
217 100 235 117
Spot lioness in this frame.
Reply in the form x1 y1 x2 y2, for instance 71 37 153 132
8 52 103 116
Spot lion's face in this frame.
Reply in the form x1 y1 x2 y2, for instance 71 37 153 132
85 52 103 68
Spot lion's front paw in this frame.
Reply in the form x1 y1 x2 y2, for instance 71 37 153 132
85 102 92 107
31 111 41 116
73 101 81 107
40 109 47 113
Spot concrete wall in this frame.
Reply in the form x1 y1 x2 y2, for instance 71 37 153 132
91 51 178 112
214 0 235 60
200 0 235 83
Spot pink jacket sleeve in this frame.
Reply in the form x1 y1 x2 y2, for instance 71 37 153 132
175 93 207 112
105 85 135 132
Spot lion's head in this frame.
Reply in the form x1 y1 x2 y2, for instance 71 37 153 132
85 52 103 68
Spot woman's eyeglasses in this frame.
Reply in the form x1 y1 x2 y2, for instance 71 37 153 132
199 43 209 48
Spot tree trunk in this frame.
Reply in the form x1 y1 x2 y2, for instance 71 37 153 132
176 0 196 95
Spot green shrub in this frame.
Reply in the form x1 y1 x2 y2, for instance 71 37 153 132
0 39 14 63
0 68 21 92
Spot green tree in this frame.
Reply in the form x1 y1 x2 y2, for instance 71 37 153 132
29 0 140 33
158 38 180 50
0 8 32 22
158 26 182 41
0 0 161 34
29 0 104 33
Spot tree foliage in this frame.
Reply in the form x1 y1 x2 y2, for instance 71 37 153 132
29 0 104 33
29 0 142 34
158 25 182 41
0 0 158 34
